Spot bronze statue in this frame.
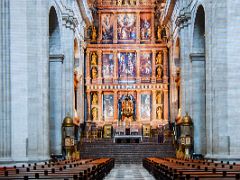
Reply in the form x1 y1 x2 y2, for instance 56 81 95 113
156 106 162 119
91 66 98 79
157 25 162 41
91 52 97 65
156 66 163 79
91 26 97 41
91 107 98 120
156 52 162 65
92 93 98 105
156 91 162 104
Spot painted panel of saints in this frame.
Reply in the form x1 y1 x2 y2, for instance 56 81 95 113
140 52 152 77
102 14 114 40
141 94 151 119
103 94 114 119
140 13 151 40
117 14 136 40
118 52 136 78
102 54 114 78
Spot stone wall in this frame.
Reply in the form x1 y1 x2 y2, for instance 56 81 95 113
0 0 92 162
163 0 240 158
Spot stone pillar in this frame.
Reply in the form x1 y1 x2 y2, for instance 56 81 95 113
86 50 91 84
151 50 156 83
62 15 75 117
136 50 141 83
151 90 156 121
190 53 206 154
136 11 140 44
163 49 168 83
98 91 103 121
136 90 141 121
113 12 118 44
97 50 102 84
0 0 11 161
113 50 118 83
87 91 91 122
114 91 118 121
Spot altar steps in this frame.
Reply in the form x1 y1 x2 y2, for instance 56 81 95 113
79 140 175 164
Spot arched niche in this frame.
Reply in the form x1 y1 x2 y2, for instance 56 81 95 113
49 6 63 155
191 5 206 155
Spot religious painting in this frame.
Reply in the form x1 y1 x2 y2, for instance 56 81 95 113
118 52 136 78
103 94 114 119
102 54 114 78
117 13 136 40
102 14 114 40
141 94 151 119
140 13 151 40
140 52 152 77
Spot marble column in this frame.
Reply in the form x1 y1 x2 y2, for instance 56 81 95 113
163 90 168 122
114 91 118 121
136 90 141 121
151 90 156 121
113 13 118 44
151 12 155 43
87 91 91 122
98 12 102 43
113 50 118 83
136 11 140 44
136 50 141 83
0 0 11 161
98 91 103 121
86 50 91 84
151 50 156 83
163 49 168 83
97 50 102 84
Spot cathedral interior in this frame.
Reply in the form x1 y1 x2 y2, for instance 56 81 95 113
1 0 240 179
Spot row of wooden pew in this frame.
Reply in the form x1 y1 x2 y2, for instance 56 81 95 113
0 158 114 179
143 157 240 180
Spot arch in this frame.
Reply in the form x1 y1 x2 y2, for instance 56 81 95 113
191 5 206 155
49 7 61 54
49 6 63 155
192 5 205 53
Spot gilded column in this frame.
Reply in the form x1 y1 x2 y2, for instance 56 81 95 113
151 11 155 43
113 12 118 44
164 90 168 122
114 91 118 121
87 91 91 121
97 50 102 84
136 50 141 83
113 50 118 83
151 50 156 83
163 49 168 83
136 90 141 121
98 90 102 121
136 11 140 44
86 50 91 84
151 90 156 121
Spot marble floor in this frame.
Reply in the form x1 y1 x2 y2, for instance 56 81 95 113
104 164 155 180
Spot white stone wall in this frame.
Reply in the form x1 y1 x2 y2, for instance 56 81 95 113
0 0 91 162
164 0 240 158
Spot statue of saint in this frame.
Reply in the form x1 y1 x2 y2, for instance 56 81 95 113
156 52 162 65
157 25 162 41
91 52 97 65
156 91 162 104
91 67 98 79
130 0 135 5
91 26 97 41
117 0 122 6
156 66 162 79
156 106 162 120
92 93 98 105
91 107 98 120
